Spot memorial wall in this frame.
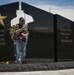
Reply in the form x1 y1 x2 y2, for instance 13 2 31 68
0 2 19 61
54 14 74 61
0 2 74 61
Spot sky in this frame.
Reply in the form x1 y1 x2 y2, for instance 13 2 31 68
0 0 74 22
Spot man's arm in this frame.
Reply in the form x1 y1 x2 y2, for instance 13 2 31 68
15 25 26 35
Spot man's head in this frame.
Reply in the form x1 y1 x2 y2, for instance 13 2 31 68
19 17 25 25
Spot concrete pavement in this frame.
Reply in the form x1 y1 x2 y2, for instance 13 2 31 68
0 69 74 75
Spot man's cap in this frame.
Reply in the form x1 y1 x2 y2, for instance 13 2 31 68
19 17 25 21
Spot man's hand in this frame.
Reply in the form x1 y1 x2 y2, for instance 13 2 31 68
21 32 29 37
22 25 25 30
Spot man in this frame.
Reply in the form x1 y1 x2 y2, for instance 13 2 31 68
10 17 28 63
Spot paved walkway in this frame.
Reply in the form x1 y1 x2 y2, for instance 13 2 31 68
0 60 74 72
0 69 74 75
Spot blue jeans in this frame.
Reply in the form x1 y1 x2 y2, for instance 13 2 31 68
16 40 26 62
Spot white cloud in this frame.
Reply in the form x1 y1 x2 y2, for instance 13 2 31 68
10 2 74 25
52 8 74 21
34 5 74 21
